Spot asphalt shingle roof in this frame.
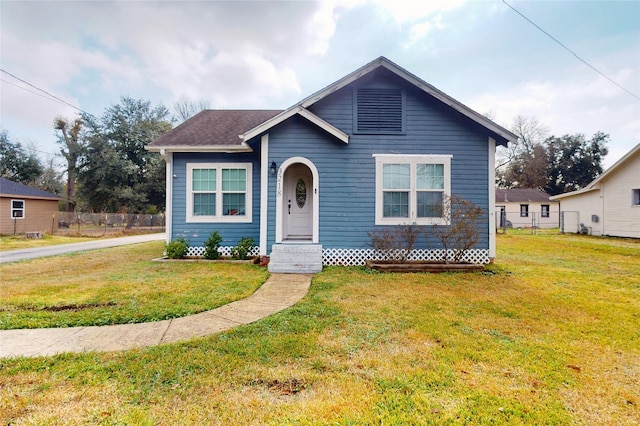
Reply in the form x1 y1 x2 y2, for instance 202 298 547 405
0 178 62 199
495 188 555 203
147 110 282 148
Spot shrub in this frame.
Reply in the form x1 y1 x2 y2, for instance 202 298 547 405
231 237 255 260
368 224 422 263
427 195 485 264
166 237 189 259
204 231 223 260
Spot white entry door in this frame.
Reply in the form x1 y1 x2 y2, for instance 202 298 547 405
284 164 313 240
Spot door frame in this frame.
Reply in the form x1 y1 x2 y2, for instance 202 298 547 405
275 157 319 244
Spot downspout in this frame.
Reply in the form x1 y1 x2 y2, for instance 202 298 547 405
260 134 269 256
161 149 173 244
488 137 497 261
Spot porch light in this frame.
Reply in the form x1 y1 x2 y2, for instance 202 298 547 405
270 161 277 175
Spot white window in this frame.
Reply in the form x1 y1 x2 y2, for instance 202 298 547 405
11 199 25 219
633 189 640 206
186 163 252 223
374 154 451 225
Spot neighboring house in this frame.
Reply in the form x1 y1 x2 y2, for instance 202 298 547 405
550 143 640 238
147 57 517 272
495 188 559 229
0 177 62 236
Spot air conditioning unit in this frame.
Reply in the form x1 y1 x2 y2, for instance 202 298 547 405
591 215 599 223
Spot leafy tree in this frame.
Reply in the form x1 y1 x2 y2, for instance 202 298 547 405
0 131 44 185
54 117 84 212
544 132 609 195
77 97 172 213
35 158 64 195
499 144 549 189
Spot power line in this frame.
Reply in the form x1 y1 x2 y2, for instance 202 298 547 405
0 68 95 116
503 0 640 102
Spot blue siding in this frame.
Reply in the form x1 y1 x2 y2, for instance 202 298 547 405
172 151 261 247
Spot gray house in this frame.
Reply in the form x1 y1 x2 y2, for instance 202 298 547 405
147 57 516 272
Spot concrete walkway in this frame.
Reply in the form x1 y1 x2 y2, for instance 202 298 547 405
0 274 312 358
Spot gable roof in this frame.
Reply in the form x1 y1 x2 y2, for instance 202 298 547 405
147 57 517 153
147 110 282 153
496 188 555 203
550 143 640 200
0 178 62 200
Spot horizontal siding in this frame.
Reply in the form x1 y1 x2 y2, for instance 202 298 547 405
172 151 261 247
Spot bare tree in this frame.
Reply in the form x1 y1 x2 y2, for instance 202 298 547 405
496 115 549 170
54 117 83 213
173 96 211 122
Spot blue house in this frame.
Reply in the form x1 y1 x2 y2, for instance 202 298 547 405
147 57 517 272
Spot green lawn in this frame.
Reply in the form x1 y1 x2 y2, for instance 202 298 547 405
0 242 267 329
0 234 95 251
1 233 638 425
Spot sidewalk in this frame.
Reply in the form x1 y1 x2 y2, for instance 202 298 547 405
0 274 312 358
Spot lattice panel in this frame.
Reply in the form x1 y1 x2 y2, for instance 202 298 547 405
322 248 490 266
187 246 259 257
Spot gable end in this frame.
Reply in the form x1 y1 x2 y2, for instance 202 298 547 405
354 88 405 134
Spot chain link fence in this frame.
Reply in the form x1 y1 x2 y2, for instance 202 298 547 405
57 212 165 236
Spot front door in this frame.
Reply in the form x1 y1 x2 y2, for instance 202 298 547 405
284 164 312 240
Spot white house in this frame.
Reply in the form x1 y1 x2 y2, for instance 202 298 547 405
495 188 559 229
550 144 640 238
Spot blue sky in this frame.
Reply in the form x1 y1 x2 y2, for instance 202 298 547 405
1 0 639 169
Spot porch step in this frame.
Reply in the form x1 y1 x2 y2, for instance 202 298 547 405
268 244 323 274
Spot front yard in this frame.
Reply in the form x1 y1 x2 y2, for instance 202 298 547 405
1 233 638 425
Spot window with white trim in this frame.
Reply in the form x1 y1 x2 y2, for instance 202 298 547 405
186 163 252 223
374 154 451 225
633 189 640 206
11 200 25 219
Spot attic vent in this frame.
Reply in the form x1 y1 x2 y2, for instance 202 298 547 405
355 88 404 134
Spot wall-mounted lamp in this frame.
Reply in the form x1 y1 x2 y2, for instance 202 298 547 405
270 161 277 175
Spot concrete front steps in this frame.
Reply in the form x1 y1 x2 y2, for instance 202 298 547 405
268 244 323 273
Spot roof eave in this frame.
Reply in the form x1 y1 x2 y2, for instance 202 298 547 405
550 187 600 200
241 106 349 144
146 143 253 154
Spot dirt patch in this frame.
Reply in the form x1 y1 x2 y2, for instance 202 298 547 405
29 302 117 312
249 378 308 396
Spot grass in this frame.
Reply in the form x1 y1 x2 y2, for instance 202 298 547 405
0 234 95 251
0 229 160 251
1 233 639 425
0 242 268 329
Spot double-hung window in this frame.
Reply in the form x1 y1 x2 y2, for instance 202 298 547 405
11 200 25 219
374 154 451 225
541 204 550 218
186 163 252 223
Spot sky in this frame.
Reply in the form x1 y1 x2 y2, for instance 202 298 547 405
1 0 639 170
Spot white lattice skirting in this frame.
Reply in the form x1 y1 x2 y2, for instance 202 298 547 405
186 246 489 265
322 248 490 266
187 246 260 258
